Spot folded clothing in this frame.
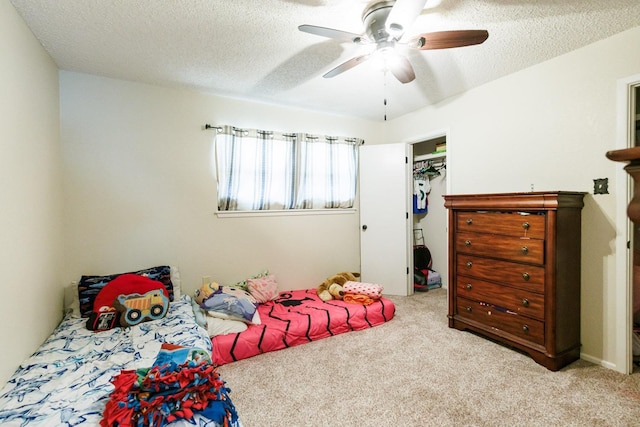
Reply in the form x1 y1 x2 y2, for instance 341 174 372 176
342 281 383 299
343 294 374 306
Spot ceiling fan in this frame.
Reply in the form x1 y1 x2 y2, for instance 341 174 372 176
299 0 488 84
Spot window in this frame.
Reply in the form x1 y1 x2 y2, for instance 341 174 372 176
213 126 360 211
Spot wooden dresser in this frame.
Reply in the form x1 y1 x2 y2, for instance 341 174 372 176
443 192 585 371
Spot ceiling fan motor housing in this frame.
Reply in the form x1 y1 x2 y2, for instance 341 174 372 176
362 1 396 43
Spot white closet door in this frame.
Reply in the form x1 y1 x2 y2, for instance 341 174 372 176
359 143 412 296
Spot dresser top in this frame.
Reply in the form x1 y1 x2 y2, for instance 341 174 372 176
444 191 586 210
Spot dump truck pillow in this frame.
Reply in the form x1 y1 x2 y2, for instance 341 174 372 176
86 274 169 330
113 289 170 327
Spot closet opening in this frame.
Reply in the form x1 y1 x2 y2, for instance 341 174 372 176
412 136 447 294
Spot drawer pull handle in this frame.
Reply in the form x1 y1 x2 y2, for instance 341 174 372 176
522 325 529 333
522 298 530 307
522 222 530 230
466 261 473 269
465 240 471 246
522 272 530 281
521 246 529 255
465 284 473 291
466 306 472 313
466 218 473 225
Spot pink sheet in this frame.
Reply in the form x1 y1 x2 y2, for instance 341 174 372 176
211 289 395 365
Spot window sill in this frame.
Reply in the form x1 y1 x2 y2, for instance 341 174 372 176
215 208 357 218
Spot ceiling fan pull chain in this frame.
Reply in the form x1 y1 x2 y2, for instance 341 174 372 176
384 98 387 121
383 69 388 121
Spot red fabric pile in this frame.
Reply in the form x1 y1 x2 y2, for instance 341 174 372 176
101 348 237 426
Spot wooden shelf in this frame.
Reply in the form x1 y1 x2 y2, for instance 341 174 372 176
607 147 640 223
606 146 640 162
415 152 446 162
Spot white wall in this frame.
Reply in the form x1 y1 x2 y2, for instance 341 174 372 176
0 3 62 385
59 72 384 297
386 26 640 371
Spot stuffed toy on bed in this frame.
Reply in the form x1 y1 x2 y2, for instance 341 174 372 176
194 281 219 305
317 271 360 301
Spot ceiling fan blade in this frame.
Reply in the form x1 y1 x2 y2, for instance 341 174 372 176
411 30 489 50
386 0 428 38
323 54 371 78
387 54 416 84
298 24 366 43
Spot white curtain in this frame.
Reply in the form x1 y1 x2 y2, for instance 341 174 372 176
214 126 360 211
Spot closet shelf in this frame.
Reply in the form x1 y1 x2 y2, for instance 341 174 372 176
415 152 446 162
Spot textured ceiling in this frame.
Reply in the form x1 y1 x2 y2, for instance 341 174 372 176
10 0 640 122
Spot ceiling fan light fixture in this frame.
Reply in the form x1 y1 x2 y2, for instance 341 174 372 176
386 22 405 40
371 44 401 71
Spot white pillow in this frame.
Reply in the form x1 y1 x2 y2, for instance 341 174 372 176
170 265 182 299
206 314 248 337
63 281 80 318
206 308 262 325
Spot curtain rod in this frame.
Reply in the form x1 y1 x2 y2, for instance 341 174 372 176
204 124 365 144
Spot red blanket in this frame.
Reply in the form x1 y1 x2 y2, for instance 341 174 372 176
211 289 395 365
102 344 239 426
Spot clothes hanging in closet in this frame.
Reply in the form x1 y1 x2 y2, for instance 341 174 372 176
413 178 430 214
412 158 445 215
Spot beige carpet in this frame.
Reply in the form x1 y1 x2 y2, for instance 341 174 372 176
218 289 640 426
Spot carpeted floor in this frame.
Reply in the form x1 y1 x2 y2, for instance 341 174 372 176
218 288 640 426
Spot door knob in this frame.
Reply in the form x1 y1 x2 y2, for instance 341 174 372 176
362 225 368 230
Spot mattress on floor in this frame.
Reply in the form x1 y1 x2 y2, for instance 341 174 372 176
211 288 395 365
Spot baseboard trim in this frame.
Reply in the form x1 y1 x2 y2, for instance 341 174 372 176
580 352 621 372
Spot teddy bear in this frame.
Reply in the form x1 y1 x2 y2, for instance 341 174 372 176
317 271 361 301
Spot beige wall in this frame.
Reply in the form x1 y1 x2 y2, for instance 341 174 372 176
385 26 640 371
0 2 62 385
59 72 385 297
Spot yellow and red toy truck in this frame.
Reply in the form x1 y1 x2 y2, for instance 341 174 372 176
115 289 169 326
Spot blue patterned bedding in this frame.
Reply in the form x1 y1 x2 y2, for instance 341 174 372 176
0 296 241 426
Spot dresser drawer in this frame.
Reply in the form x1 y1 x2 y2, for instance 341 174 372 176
456 277 544 320
456 296 544 346
456 211 546 239
456 232 544 264
456 255 544 292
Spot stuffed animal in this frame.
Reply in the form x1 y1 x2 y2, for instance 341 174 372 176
317 286 332 302
194 281 221 305
338 271 360 282
328 283 344 300
317 272 360 301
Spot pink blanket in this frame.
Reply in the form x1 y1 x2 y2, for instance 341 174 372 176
211 289 395 365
